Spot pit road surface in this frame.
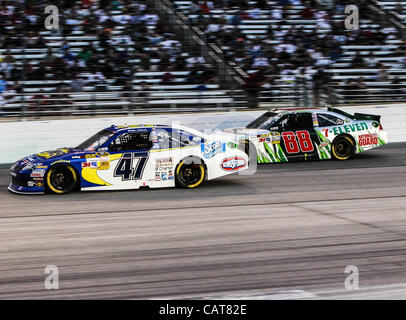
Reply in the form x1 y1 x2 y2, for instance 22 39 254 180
0 143 405 299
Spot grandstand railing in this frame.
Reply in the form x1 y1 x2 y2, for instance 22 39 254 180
259 80 406 107
152 0 248 91
0 90 249 118
367 0 406 39
3 84 402 119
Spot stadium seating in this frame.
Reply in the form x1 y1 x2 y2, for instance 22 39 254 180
373 0 406 21
1 0 406 117
0 0 245 117
173 0 406 105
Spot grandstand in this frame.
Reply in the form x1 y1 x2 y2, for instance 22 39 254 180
0 0 246 117
0 0 406 118
174 0 406 105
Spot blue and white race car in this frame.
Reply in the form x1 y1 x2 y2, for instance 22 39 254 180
9 124 248 195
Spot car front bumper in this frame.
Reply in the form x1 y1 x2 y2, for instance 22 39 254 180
8 183 45 195
8 171 45 195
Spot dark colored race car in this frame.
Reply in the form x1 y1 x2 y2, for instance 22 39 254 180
224 107 388 163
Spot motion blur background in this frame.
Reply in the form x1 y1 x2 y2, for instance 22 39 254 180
1 0 406 118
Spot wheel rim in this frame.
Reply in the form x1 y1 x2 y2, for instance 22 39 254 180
50 168 73 191
335 139 352 158
178 164 204 187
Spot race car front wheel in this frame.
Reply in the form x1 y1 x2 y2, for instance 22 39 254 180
176 159 206 189
332 135 355 160
46 165 78 194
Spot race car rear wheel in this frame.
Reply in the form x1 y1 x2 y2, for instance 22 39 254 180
46 165 78 194
176 159 206 189
332 135 355 161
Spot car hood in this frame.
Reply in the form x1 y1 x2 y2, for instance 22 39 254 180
33 148 78 161
12 148 84 170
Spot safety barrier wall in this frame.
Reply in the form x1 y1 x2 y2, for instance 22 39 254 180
0 104 405 164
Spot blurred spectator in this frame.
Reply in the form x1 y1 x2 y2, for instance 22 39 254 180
354 78 367 96
71 75 85 92
2 84 18 104
138 81 151 97
162 72 174 84
0 75 6 93
244 70 267 108
56 85 73 113
352 52 364 68
364 52 378 68
0 94 5 116
29 90 51 113
391 77 403 95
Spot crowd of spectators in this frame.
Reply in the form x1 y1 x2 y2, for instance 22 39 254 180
0 0 220 115
181 0 406 105
1 0 406 114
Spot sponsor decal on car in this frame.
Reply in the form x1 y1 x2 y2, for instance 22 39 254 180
330 123 368 135
151 128 159 144
202 141 225 158
51 159 71 165
30 169 45 178
270 131 281 144
97 161 110 170
155 158 175 181
156 157 173 167
358 133 378 146
36 149 69 159
82 162 91 168
221 156 247 171
319 141 330 148
257 134 271 143
312 113 318 127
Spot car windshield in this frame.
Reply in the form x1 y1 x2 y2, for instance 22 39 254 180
246 112 283 129
76 129 115 150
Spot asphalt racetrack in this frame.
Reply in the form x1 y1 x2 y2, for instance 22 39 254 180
0 143 405 299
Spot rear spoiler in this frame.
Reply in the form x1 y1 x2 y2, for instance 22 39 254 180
327 107 381 122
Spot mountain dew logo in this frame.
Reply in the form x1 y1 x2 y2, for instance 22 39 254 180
315 130 331 160
262 142 288 163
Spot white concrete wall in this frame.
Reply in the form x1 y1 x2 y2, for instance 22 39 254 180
1 104 405 164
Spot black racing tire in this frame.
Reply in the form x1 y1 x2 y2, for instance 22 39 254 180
239 140 257 165
331 135 355 161
45 165 79 194
175 158 206 189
